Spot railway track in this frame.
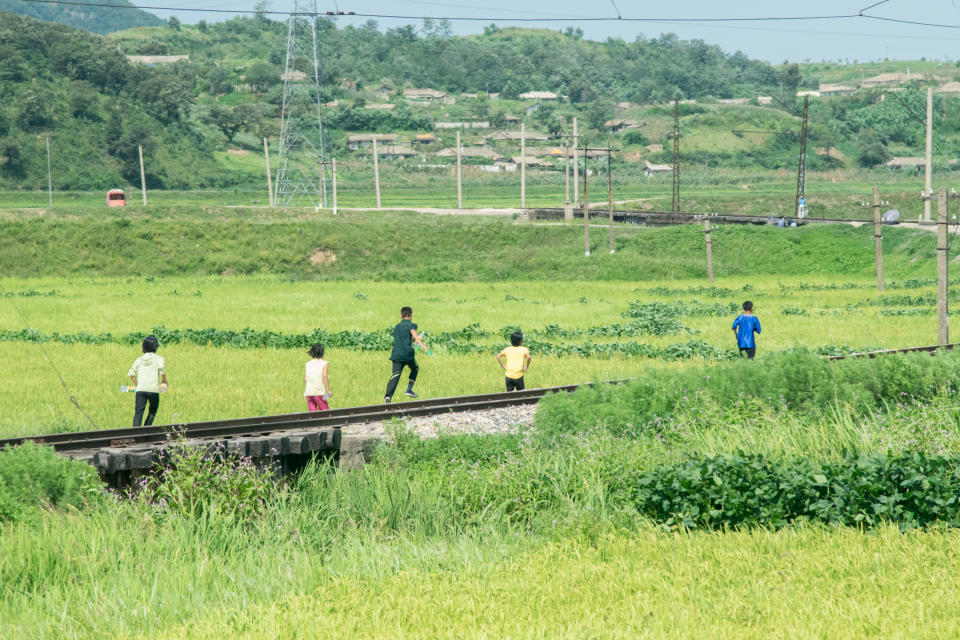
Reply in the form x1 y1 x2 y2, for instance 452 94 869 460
826 343 959 360
4 343 957 455
0 382 616 453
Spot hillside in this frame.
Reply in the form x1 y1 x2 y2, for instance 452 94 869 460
0 1 162 34
0 208 943 281
1 13 959 193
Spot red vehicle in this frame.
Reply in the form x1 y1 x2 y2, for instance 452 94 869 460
106 189 126 207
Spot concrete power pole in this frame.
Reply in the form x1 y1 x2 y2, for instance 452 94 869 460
45 137 52 209
520 123 526 209
583 148 590 257
456 130 463 209
937 187 949 345
263 138 274 207
925 88 933 221
564 138 570 204
373 137 381 209
138 145 147 205
703 218 714 283
572 118 579 208
607 149 614 254
331 158 337 215
873 185 884 291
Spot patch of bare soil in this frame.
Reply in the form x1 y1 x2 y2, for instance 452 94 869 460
310 248 337 265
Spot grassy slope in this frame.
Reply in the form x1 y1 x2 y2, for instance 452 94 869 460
0 208 945 280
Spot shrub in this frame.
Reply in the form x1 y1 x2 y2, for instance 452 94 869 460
134 439 276 524
0 443 104 523
636 451 960 530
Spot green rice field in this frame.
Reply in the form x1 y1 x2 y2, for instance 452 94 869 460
4 211 960 639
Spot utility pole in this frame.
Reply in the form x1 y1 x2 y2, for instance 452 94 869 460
520 123 526 209
937 187 948 344
672 97 680 213
572 118 579 207
138 145 147 206
873 185 884 291
331 158 337 214
564 137 570 205
582 148 589 257
456 130 463 209
45 137 52 209
373 137 381 209
607 148 614 254
924 87 933 221
263 138 274 207
795 95 809 219
703 218 714 283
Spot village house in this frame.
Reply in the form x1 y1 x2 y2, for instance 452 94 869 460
340 78 358 91
412 134 442 145
126 55 190 65
376 145 418 160
519 91 559 100
281 70 308 82
484 129 550 142
818 83 857 96
886 156 926 171
511 156 552 167
434 122 490 129
435 147 501 160
643 160 672 176
604 118 637 133
862 72 914 88
364 103 396 110
645 144 664 153
403 88 447 100
937 82 960 95
347 134 398 149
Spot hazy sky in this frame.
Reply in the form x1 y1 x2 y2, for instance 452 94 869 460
144 0 960 64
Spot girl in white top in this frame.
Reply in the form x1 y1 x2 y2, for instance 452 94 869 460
304 343 331 411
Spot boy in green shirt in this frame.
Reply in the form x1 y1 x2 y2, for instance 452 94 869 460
384 306 427 403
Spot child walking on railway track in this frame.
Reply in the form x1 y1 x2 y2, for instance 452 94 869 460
732 300 761 359
384 306 427 403
496 331 531 391
127 335 167 426
304 343 331 411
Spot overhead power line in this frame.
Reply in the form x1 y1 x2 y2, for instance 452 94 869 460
12 0 960 29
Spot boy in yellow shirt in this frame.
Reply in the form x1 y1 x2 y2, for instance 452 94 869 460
496 331 531 391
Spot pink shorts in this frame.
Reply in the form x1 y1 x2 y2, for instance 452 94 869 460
306 396 329 411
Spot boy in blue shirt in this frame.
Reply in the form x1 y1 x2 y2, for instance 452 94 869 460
732 300 761 359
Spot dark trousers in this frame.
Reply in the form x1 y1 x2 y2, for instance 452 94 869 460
385 359 418 399
133 391 160 426
739 347 756 360
506 376 525 391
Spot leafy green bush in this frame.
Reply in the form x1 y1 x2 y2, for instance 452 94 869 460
135 440 276 524
0 443 103 522
636 451 960 530
534 350 960 439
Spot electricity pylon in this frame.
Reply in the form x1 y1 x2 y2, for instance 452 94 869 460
275 0 327 207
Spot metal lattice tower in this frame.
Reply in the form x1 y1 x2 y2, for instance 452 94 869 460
275 0 327 207
795 95 809 218
671 97 680 213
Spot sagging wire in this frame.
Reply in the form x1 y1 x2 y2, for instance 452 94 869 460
0 280 99 429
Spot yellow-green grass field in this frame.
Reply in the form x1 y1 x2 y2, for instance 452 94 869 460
0 276 935 437
152 527 960 640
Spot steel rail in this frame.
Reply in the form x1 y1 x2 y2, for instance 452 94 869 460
0 381 621 453
826 343 960 360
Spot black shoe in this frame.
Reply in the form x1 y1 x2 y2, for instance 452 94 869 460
405 390 418 398
384 397 391 404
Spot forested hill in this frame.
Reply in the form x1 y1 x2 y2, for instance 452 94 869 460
0 12 234 190
113 19 779 103
0 0 163 34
